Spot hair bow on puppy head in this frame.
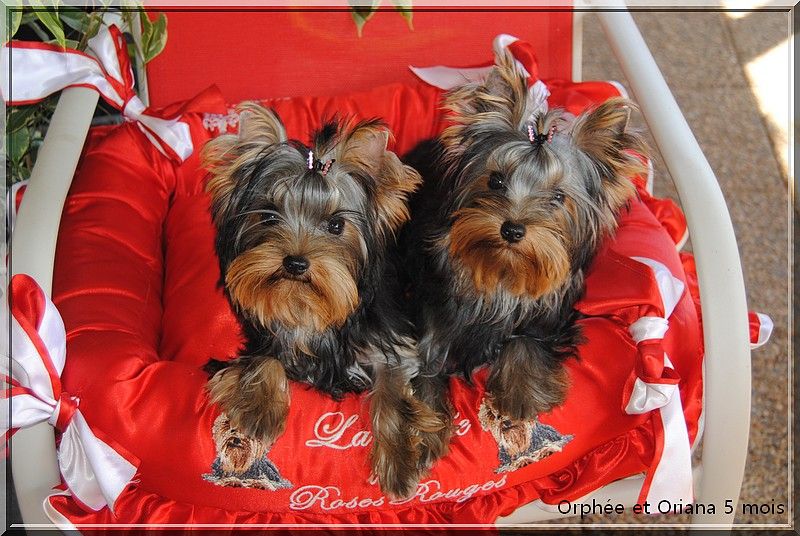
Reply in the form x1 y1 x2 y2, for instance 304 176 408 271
307 151 336 176
527 124 556 146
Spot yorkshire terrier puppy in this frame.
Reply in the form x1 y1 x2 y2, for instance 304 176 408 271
203 102 444 497
404 52 647 465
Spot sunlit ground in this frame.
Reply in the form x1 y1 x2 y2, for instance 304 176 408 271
723 5 791 179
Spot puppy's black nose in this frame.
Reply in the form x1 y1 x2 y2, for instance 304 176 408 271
500 221 526 243
229 437 242 447
283 255 310 275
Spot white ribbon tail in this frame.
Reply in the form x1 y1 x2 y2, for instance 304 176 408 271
1 45 123 107
627 257 692 506
59 412 137 512
643 358 693 504
631 257 685 318
408 64 493 90
125 98 194 161
43 490 81 531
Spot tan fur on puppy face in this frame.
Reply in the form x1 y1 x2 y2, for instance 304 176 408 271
448 206 570 298
224 225 362 332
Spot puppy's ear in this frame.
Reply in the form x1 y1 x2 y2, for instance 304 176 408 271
340 122 422 238
202 133 240 226
236 101 287 145
202 104 287 226
442 50 529 151
571 98 648 211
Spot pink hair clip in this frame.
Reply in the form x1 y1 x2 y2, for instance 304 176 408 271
527 124 557 146
527 124 536 143
307 151 335 176
319 160 334 176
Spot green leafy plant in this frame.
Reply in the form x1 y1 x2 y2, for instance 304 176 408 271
348 0 413 37
4 4 168 185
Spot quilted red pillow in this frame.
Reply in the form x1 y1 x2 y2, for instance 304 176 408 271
49 79 703 525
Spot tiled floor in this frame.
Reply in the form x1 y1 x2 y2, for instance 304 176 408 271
580 9 791 526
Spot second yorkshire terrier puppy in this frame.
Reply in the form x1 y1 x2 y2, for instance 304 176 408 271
203 103 443 498
404 52 647 464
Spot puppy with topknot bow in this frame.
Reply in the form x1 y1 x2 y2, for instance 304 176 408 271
203 103 445 498
404 51 648 468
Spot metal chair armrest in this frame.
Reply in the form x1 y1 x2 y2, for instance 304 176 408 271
595 9 751 527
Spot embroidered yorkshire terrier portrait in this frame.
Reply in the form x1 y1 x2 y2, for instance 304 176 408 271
202 102 446 499
203 413 292 490
478 397 572 474
404 48 648 472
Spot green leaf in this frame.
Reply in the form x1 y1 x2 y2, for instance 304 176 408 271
8 127 31 166
138 9 152 37
46 37 78 48
10 9 23 39
80 11 103 47
348 0 380 37
30 1 66 48
58 9 88 33
17 164 32 182
7 106 38 133
142 12 166 63
391 0 413 30
20 12 37 26
26 20 50 41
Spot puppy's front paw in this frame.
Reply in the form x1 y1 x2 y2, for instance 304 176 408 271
207 359 289 445
410 399 452 473
371 429 421 500
491 366 569 421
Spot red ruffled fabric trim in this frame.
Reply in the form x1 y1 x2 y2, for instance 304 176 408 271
49 422 656 525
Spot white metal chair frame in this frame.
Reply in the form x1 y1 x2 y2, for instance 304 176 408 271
8 7 751 530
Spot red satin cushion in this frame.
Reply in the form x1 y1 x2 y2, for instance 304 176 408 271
51 80 702 524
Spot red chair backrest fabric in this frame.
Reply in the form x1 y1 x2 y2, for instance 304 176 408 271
145 9 573 107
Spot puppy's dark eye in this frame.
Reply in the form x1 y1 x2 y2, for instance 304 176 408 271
488 172 506 190
551 192 566 205
327 216 345 235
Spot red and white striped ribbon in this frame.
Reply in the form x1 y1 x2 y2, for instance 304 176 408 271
623 256 693 506
1 274 138 512
1 24 192 161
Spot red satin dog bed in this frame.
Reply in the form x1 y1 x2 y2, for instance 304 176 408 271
46 78 704 525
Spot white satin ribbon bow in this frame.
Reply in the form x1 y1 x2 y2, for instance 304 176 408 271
1 24 192 161
1 274 138 512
